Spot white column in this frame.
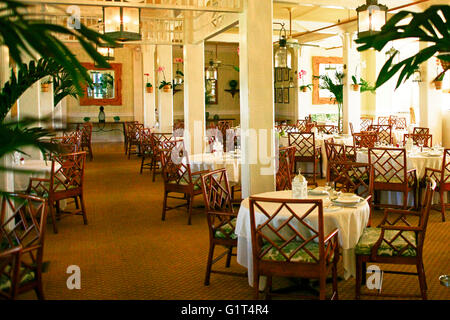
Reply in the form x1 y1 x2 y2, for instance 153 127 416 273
133 47 144 124
239 0 275 198
157 45 173 132
0 46 14 194
342 32 361 133
360 49 377 119
183 43 206 155
40 75 54 128
419 42 444 145
142 44 156 127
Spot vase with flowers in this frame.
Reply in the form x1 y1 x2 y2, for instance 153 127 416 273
157 66 172 92
298 70 312 92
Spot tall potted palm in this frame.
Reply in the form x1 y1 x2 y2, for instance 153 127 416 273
316 71 344 132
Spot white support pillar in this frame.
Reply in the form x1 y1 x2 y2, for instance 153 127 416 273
142 44 156 127
360 49 377 119
0 45 14 194
342 32 361 134
239 0 275 198
183 43 206 155
40 76 54 128
133 47 144 124
418 42 444 145
157 45 174 132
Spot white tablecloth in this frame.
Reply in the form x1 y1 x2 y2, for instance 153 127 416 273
279 134 354 177
189 152 241 184
13 160 53 191
356 148 445 205
235 190 370 286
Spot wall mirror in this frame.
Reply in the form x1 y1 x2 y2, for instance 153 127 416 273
79 63 122 106
312 56 344 105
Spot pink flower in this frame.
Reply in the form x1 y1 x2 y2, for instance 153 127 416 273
157 66 165 73
144 73 149 76
174 58 183 63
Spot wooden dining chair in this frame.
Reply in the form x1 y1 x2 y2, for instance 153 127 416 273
368 147 418 210
403 134 433 148
127 122 144 159
50 133 80 154
353 132 378 149
420 149 450 222
249 197 340 300
327 161 374 226
0 193 48 300
123 121 138 154
288 132 322 186
296 119 307 131
200 169 246 286
360 117 373 132
369 124 393 145
355 178 436 300
79 122 93 161
160 140 208 225
139 128 153 174
395 117 407 130
413 127 430 135
149 133 173 181
26 152 88 233
315 124 338 135
276 146 295 191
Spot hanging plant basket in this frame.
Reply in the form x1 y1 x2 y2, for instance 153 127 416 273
433 80 442 90
146 86 153 93
351 84 360 91
41 83 50 92
163 85 171 92
301 86 309 92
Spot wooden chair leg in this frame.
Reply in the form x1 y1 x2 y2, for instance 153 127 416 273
34 274 45 300
204 243 215 286
187 194 194 225
152 158 158 182
79 195 88 225
332 258 339 300
402 190 408 209
140 156 145 174
417 262 428 300
225 247 232 268
161 191 168 221
319 274 326 300
88 145 93 161
74 197 80 210
265 276 272 300
440 190 446 222
253 273 260 300
48 203 58 234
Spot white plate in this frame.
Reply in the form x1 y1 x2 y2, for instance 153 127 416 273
333 196 362 205
427 153 442 157
309 187 328 195
324 206 340 212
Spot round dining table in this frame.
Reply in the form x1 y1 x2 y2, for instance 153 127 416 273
188 152 242 184
235 189 370 287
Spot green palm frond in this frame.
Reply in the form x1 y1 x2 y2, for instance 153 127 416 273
53 70 80 106
0 0 117 93
317 70 344 105
0 117 60 160
355 5 450 89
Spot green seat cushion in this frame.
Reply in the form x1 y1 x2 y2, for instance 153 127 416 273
0 265 35 292
374 176 415 187
355 227 417 257
214 218 237 240
261 240 325 263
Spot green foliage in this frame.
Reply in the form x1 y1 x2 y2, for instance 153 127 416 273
229 80 238 88
53 69 80 106
159 80 172 90
299 84 312 91
315 70 344 132
0 0 117 93
352 75 358 85
146 82 152 87
355 5 450 89
360 78 377 93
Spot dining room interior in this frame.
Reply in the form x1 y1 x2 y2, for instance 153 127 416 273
1 0 450 302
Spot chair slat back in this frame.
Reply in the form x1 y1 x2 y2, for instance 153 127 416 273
353 132 377 148
288 132 315 157
50 152 86 194
369 124 392 144
328 162 374 199
377 116 390 125
249 197 335 265
413 127 429 135
403 134 432 147
360 117 373 132
276 146 295 191
395 117 407 130
369 147 407 183
160 140 193 186
79 122 92 147
316 124 338 135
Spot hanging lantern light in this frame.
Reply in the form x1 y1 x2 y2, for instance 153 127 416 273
274 24 292 69
103 6 141 41
356 0 388 38
96 42 123 61
206 61 218 80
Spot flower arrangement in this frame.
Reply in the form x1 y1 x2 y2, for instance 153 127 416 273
298 70 312 92
157 66 172 92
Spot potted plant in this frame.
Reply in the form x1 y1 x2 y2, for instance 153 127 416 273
351 76 360 91
315 71 344 132
298 70 312 92
433 72 445 90
157 66 172 92
41 79 51 92
113 116 120 122
83 117 91 122
144 73 153 93
299 84 312 92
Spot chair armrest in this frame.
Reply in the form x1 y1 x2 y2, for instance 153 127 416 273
0 246 22 259
208 210 237 218
407 169 417 174
28 178 50 183
21 245 42 254
380 225 422 232
324 228 339 243
379 207 420 226
191 170 210 177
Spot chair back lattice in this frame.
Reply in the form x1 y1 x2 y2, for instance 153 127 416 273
150 133 173 157
353 132 378 149
249 197 337 265
315 124 338 135
369 124 392 145
377 116 390 125
413 127 429 135
201 169 236 241
0 193 47 299
127 123 144 144
426 149 450 185
360 117 373 132
276 146 295 191
288 133 316 157
395 117 407 130
403 134 433 147
139 128 153 155
79 122 92 147
328 162 374 199
369 148 408 184
160 140 194 186
51 130 81 154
